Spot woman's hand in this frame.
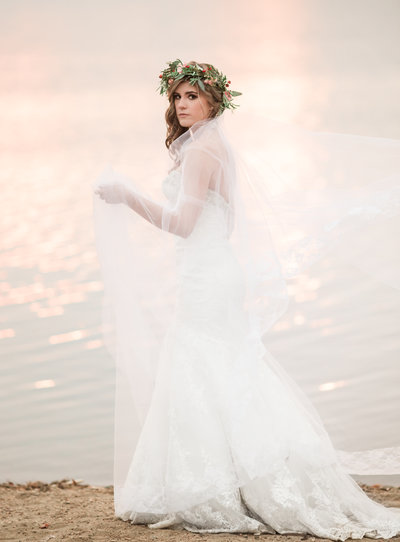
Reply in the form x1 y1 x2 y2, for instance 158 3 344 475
94 182 127 204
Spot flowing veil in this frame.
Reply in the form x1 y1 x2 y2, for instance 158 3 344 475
92 110 400 504
222 111 400 475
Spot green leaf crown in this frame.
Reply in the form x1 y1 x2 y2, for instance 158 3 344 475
157 59 242 114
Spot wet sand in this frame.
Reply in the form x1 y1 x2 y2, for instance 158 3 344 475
1 479 400 542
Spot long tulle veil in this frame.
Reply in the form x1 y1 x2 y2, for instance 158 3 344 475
222 110 400 475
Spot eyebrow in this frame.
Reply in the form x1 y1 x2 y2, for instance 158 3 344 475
173 91 199 95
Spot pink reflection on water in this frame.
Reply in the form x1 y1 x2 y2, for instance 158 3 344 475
33 379 56 389
0 328 16 339
310 318 333 329
85 339 103 350
30 304 64 318
293 313 306 326
49 329 88 344
1 280 103 310
319 380 348 392
272 320 291 332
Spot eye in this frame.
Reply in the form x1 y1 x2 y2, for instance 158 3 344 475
189 94 198 100
173 93 180 100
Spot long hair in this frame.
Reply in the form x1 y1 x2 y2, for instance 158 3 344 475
164 61 224 149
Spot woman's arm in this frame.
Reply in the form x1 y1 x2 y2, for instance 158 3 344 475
95 148 219 239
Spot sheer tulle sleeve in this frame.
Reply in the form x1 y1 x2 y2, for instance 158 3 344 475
95 147 220 239
160 148 220 237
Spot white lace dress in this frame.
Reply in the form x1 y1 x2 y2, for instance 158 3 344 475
115 167 400 539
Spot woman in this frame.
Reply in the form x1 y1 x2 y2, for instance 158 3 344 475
93 60 400 538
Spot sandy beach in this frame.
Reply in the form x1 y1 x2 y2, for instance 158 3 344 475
1 480 400 542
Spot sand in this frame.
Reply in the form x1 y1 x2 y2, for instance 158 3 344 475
1 479 400 542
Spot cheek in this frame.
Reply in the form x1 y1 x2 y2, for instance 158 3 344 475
194 98 207 114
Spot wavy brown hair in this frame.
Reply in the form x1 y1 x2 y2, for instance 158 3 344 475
164 61 224 150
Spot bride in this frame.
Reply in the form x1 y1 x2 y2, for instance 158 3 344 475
93 59 400 539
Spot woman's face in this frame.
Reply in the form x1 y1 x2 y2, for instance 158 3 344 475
173 80 213 128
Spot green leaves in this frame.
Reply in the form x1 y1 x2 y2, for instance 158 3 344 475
157 59 242 113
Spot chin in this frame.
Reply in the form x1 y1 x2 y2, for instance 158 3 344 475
178 118 192 128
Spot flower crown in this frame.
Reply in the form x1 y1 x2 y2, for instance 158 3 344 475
157 59 242 114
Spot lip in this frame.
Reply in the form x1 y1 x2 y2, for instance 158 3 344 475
178 114 189 117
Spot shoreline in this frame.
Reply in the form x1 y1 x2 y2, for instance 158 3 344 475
1 479 400 541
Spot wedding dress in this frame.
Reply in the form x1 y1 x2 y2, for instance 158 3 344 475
93 115 400 539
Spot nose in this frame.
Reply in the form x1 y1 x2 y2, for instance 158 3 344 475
176 97 188 111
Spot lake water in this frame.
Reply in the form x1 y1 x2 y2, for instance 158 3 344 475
1 0 399 486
